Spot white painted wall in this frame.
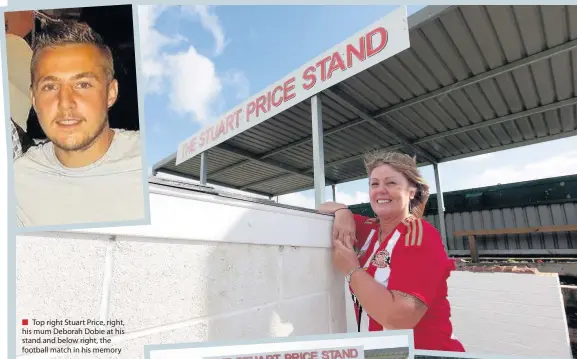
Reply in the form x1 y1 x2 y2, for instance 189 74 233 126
16 184 346 359
345 271 572 358
448 271 571 358
16 183 572 358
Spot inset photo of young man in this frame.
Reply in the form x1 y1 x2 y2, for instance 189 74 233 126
4 5 149 230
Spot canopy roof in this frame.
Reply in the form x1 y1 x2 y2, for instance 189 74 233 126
153 5 577 198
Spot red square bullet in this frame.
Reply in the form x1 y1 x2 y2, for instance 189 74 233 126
22 319 28 326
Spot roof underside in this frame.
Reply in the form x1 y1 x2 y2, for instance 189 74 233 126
155 5 577 198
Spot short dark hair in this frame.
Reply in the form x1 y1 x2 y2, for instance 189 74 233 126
30 19 114 84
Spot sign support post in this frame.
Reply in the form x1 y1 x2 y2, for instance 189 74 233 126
433 163 448 251
311 95 326 209
199 152 208 185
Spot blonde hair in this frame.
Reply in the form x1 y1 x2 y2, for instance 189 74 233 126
364 150 430 218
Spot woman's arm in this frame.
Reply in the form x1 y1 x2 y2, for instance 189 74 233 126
319 202 357 249
318 201 349 214
332 239 427 330
344 219 449 330
349 268 427 329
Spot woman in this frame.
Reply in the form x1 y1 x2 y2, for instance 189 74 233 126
319 151 465 352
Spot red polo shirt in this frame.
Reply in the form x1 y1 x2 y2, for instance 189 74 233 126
349 214 465 352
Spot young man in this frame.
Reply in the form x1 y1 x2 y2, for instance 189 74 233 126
13 19 145 227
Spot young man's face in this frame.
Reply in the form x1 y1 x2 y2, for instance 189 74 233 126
31 43 118 152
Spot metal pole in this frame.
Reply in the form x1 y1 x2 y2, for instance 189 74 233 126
332 184 336 202
311 95 326 209
199 152 208 185
433 163 448 252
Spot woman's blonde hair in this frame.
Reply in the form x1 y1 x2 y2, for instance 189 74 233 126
364 150 430 218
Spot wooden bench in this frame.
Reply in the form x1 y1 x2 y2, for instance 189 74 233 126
453 224 577 263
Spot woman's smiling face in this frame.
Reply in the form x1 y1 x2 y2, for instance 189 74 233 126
369 164 416 219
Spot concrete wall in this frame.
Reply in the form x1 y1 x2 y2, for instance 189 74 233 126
16 183 347 359
16 182 572 358
448 271 571 358
345 269 571 358
345 269 571 357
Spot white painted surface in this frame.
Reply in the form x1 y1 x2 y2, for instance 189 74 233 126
148 333 409 359
176 6 409 163
16 188 347 359
66 184 333 248
16 186 572 358
448 271 571 358
343 271 572 358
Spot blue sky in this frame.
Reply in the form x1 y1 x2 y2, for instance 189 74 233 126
140 5 577 209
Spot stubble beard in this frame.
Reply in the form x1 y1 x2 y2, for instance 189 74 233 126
51 114 110 153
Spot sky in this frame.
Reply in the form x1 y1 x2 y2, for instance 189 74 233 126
139 5 577 209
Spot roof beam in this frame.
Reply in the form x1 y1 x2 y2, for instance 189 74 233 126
240 173 300 191
204 38 577 180
207 102 367 178
259 97 577 189
324 86 439 164
241 144 410 191
313 97 577 171
414 97 577 144
371 38 577 120
216 142 336 185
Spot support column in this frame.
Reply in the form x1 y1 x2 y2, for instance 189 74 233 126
433 163 448 252
199 152 208 185
332 184 336 202
311 95 326 209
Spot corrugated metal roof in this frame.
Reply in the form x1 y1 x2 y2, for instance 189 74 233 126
154 5 577 197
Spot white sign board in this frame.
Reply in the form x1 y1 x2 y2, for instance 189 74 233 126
175 6 410 165
205 346 365 359
146 332 411 359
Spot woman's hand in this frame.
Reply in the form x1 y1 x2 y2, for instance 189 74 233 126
332 239 361 275
332 208 357 249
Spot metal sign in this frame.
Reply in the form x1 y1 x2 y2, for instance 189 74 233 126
175 6 410 165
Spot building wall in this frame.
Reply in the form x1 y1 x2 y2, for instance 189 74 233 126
16 234 346 359
16 183 572 358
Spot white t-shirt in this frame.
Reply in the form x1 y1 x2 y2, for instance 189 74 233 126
14 128 146 228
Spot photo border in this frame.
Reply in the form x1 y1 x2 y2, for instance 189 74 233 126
1 3 151 359
2 3 152 235
143 330 415 359
4 1 575 359
414 349 567 359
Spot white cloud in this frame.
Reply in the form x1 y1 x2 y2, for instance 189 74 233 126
138 5 245 124
459 153 495 162
188 5 227 56
278 190 369 209
335 190 370 205
465 151 577 188
165 47 222 124
278 192 316 209
138 5 180 93
222 70 250 100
